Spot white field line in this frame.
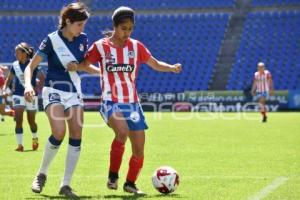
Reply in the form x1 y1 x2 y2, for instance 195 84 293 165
247 176 289 200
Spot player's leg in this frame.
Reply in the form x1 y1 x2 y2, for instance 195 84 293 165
258 97 267 122
58 106 83 198
27 110 39 150
123 130 145 195
0 103 6 121
32 103 66 193
0 97 14 117
106 112 129 190
26 97 39 150
14 106 25 151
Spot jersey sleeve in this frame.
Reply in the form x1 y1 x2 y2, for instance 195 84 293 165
85 43 102 64
266 71 272 79
37 36 53 60
137 41 152 64
10 66 15 75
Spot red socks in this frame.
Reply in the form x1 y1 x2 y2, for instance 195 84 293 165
126 156 144 183
109 139 144 183
109 139 125 173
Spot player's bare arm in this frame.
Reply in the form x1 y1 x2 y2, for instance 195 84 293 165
251 80 256 96
2 72 14 97
67 60 100 74
269 78 274 96
147 56 182 73
24 54 43 102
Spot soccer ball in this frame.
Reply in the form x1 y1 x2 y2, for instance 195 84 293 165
152 166 179 194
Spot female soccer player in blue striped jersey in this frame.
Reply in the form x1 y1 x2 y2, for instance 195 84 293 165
3 43 44 152
23 2 99 198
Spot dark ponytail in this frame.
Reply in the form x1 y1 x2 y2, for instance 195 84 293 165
15 42 35 59
28 47 35 58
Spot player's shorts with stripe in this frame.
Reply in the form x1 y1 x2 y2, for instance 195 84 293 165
99 100 148 131
12 95 38 111
42 86 83 110
255 91 269 100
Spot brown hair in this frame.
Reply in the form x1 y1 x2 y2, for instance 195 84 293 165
15 42 35 59
58 2 90 30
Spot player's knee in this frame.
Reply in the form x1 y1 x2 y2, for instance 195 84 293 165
133 149 144 158
116 130 129 142
52 128 66 140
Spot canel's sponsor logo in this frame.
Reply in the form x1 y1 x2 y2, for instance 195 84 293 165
106 64 134 72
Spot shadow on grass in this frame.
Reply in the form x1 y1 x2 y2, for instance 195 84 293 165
103 193 182 199
26 194 93 199
25 193 182 200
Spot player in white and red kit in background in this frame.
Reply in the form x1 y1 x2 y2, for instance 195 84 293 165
67 6 182 195
0 65 15 121
251 62 274 122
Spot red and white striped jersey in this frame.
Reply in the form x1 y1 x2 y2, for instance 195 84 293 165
85 38 151 103
253 70 272 92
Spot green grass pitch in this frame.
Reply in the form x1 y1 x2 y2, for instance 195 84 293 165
0 112 299 199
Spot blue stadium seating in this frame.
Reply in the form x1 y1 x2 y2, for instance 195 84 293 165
227 11 300 90
0 0 73 11
92 0 235 10
0 14 229 95
252 0 300 6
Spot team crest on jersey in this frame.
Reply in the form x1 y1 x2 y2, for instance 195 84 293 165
128 51 135 58
79 44 84 52
49 93 61 102
105 53 115 64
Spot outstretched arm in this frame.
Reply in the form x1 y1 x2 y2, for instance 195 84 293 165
24 54 43 102
67 59 100 74
269 77 274 96
146 56 182 73
251 80 256 96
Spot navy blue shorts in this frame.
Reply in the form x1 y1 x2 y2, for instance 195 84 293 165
99 100 148 131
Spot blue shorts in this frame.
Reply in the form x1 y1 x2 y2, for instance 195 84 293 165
99 100 148 131
255 92 269 100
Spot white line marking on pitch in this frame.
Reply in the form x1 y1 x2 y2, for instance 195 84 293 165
247 176 289 200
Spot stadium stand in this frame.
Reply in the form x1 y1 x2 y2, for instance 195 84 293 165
0 0 74 11
227 11 300 90
0 14 229 95
92 0 235 10
252 0 300 6
1 0 300 94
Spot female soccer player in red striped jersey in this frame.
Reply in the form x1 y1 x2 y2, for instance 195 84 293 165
251 62 274 122
67 6 182 195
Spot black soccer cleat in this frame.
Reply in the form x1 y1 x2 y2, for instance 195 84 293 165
262 116 267 123
31 173 47 193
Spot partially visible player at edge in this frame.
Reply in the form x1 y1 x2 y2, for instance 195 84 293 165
251 62 274 122
0 65 15 120
3 43 45 151
23 2 98 198
67 6 182 195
